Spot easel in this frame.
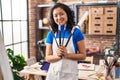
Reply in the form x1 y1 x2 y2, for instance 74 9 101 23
0 31 13 80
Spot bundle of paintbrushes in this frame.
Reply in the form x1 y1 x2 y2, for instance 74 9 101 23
104 55 119 80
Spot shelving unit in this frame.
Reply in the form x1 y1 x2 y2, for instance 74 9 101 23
74 2 120 55
74 2 118 23
36 4 52 61
35 2 120 61
75 2 117 34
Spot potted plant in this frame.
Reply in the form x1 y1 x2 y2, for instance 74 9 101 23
7 48 27 80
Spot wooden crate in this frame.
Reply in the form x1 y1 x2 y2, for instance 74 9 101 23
91 7 103 14
104 21 116 35
104 14 116 21
104 6 117 15
89 22 103 34
92 14 103 22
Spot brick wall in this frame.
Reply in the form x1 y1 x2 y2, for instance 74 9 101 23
28 0 120 60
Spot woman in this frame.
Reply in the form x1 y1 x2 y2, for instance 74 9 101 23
45 3 86 80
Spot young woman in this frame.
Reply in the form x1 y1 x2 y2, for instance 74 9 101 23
45 3 86 80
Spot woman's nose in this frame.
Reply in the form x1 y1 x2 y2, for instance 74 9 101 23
57 15 61 20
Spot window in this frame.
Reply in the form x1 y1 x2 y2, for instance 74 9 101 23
0 0 28 60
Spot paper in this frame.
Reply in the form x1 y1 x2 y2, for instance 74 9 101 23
78 63 95 71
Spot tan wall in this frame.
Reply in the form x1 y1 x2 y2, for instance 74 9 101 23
28 0 119 59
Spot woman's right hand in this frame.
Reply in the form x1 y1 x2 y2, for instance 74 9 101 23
56 46 63 58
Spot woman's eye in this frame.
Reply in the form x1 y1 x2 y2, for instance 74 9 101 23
54 15 57 17
53 13 64 18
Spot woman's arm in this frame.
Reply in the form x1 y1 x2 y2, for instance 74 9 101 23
60 40 86 60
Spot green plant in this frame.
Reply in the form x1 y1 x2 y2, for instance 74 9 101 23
7 48 27 80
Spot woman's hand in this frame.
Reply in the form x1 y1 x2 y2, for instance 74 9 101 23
56 46 64 58
57 46 68 58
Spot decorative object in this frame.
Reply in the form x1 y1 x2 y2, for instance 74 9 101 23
104 55 119 80
43 18 49 25
39 19 43 29
103 43 119 80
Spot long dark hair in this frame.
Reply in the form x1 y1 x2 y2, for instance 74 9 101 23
49 3 75 33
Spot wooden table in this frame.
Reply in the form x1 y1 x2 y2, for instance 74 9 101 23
20 63 47 80
20 63 120 80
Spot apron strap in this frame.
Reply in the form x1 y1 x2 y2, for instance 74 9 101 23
65 26 76 47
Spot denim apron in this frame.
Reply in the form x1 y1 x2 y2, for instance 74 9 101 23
46 36 78 80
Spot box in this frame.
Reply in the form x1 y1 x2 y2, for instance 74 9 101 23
92 14 103 22
104 21 116 35
104 14 116 21
104 6 117 15
91 7 103 14
89 22 103 34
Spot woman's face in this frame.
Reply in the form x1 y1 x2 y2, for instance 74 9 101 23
53 7 68 25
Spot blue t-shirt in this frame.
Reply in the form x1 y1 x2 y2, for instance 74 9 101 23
45 26 84 53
